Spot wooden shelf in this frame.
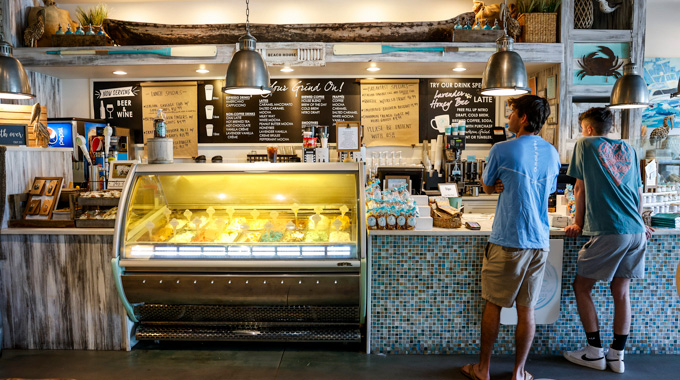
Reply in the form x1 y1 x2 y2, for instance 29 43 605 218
569 29 633 43
13 42 565 68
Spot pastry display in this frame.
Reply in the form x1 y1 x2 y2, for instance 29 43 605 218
329 231 351 243
304 230 329 243
333 215 351 231
169 231 195 243
80 190 121 198
248 219 268 230
193 228 219 242
259 230 283 242
151 226 173 242
79 207 118 219
227 217 247 230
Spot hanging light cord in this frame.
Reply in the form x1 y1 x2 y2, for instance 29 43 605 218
245 0 251 35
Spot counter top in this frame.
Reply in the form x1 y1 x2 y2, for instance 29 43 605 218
0 228 114 235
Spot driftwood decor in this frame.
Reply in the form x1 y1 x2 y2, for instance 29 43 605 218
103 13 476 46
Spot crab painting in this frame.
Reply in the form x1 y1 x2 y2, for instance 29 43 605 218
576 46 625 81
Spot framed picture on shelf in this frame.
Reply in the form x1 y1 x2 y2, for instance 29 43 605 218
39 199 53 215
26 199 41 215
336 121 361 152
108 160 136 189
29 179 46 195
384 175 411 193
45 180 58 196
548 104 558 124
547 75 557 100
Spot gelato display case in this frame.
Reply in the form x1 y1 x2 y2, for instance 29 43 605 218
112 163 366 342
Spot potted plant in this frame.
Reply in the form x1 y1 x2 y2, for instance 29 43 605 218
517 0 561 43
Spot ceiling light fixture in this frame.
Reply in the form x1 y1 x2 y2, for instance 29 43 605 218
222 0 271 95
608 63 652 109
113 71 127 75
366 64 381 72
196 68 210 73
481 0 530 96
452 67 467 72
0 34 35 99
280 67 294 72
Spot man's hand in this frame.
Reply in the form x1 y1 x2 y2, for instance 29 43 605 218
645 225 655 240
565 223 582 237
494 179 504 193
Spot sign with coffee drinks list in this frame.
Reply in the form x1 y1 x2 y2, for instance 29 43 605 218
424 78 496 144
213 79 361 144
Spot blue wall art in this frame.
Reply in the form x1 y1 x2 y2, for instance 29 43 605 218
572 43 630 85
642 57 680 134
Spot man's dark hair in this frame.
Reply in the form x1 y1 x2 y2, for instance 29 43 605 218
578 107 613 135
507 95 550 134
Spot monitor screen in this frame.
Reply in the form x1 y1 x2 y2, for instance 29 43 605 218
376 166 424 195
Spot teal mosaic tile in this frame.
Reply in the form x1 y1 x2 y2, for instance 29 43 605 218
369 235 680 355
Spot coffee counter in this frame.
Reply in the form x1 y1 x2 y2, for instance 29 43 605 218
367 227 680 355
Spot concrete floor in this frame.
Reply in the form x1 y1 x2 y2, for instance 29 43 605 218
1 342 679 380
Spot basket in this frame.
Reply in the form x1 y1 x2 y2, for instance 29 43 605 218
518 13 557 43
430 208 463 229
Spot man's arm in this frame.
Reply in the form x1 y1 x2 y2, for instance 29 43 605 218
481 177 496 195
565 179 585 237
639 186 655 239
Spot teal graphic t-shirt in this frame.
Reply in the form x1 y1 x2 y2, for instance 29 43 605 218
567 137 644 235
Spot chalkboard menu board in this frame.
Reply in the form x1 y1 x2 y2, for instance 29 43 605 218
93 81 143 142
424 78 496 144
213 79 360 144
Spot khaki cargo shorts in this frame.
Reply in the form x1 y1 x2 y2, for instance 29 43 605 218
481 242 549 308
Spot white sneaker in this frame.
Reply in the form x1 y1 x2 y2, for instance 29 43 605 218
606 347 625 373
563 344 606 370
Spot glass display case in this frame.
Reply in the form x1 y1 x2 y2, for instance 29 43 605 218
629 136 680 216
112 163 366 343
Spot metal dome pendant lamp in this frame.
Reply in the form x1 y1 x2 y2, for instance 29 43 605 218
481 0 530 96
223 0 272 95
608 62 652 109
0 34 35 100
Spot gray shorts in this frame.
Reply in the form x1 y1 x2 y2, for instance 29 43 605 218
578 233 647 281
481 243 549 308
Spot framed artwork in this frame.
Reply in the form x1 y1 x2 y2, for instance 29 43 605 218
29 179 46 195
548 104 558 124
546 75 557 99
642 57 680 133
23 176 63 220
384 175 411 193
45 180 58 196
27 199 41 215
572 43 630 85
108 160 136 189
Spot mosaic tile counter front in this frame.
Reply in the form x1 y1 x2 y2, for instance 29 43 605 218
369 234 680 355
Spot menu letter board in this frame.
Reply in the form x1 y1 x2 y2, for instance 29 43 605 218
93 81 143 142
425 78 496 144
222 79 361 144
361 81 419 147
141 82 198 158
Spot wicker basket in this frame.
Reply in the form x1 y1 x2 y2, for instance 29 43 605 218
431 209 463 229
518 13 558 43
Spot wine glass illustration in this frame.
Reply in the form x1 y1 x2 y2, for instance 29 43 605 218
106 103 114 119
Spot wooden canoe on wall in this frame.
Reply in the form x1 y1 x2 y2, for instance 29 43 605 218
103 13 475 46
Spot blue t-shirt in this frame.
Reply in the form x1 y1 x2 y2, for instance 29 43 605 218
482 135 561 249
567 137 644 235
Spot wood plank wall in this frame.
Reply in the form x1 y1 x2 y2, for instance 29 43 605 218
0 234 128 350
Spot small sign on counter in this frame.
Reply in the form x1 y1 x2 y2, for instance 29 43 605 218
0 125 27 145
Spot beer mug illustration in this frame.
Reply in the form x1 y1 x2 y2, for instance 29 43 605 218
430 114 450 133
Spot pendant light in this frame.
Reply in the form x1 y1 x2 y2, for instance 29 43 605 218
0 34 35 100
481 0 530 96
608 62 652 109
222 0 271 95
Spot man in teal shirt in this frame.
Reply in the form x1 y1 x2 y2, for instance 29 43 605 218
563 107 652 374
461 95 560 380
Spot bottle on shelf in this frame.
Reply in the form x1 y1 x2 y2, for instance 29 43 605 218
153 109 167 138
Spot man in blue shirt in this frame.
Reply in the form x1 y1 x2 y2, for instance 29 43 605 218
461 95 560 380
563 107 651 374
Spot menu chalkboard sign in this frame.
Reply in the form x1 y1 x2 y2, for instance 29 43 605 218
218 79 360 144
93 81 143 142
424 78 496 144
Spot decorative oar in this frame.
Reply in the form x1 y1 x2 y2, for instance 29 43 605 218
332 44 495 55
47 45 218 57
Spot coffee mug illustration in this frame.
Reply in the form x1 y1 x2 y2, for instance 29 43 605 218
431 114 450 133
